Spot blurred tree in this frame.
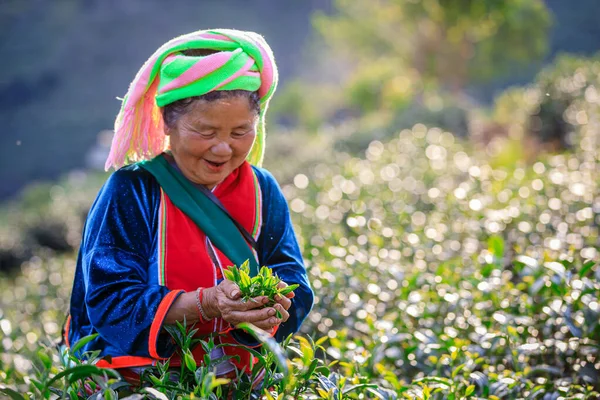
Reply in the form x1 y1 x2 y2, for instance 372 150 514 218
312 0 551 112
492 54 600 158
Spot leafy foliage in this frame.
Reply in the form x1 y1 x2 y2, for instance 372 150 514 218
2 37 600 400
223 261 299 320
312 0 550 110
493 53 600 150
2 118 599 397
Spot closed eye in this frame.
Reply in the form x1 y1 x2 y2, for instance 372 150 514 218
195 130 216 138
232 130 252 138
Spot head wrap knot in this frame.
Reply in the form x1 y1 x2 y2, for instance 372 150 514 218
105 29 278 170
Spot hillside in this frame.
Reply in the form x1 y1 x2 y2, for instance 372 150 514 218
1 0 600 200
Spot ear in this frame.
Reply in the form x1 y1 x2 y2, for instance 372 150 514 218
164 125 171 136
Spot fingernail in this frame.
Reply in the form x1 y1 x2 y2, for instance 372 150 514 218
275 294 281 301
231 290 239 297
262 297 269 304
269 308 276 316
270 318 278 324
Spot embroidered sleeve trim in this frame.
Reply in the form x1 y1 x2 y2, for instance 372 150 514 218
149 289 185 359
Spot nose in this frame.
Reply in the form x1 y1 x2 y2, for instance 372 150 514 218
210 140 232 157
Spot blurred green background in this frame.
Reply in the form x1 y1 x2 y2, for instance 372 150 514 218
1 0 599 398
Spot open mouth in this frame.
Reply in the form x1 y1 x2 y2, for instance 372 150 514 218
205 160 226 167
203 159 227 171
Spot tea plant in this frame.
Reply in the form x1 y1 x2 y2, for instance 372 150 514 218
223 261 299 318
1 70 600 398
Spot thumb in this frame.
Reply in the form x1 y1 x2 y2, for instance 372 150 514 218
221 279 241 300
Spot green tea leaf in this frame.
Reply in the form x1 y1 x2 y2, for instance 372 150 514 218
232 265 241 284
37 349 52 370
142 387 170 400
413 377 452 387
70 333 99 354
488 235 504 260
223 268 235 281
240 259 250 275
260 266 270 278
278 284 300 296
580 260 596 277
465 384 476 396
184 350 197 372
44 365 118 389
239 270 252 290
342 384 379 395
451 363 465 379
0 388 26 400
236 322 290 377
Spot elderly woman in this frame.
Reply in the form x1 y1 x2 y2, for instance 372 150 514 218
64 29 314 382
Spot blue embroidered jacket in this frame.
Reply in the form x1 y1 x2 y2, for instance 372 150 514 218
66 163 314 362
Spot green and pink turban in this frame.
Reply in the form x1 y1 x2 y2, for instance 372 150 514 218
105 29 278 170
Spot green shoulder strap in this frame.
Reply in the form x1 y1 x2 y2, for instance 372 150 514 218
139 155 259 276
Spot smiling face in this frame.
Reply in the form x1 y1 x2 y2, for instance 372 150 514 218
165 95 258 189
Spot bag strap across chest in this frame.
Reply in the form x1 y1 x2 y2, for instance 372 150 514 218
140 154 259 276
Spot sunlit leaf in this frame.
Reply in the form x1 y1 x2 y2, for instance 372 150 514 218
236 322 290 377
580 260 596 277
465 384 476 396
488 235 504 260
184 350 197 372
142 387 169 400
44 365 118 389
0 388 26 400
70 333 99 355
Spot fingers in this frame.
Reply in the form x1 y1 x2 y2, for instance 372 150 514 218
248 309 284 331
217 280 270 310
274 293 292 311
273 302 290 323
228 306 280 326
239 296 270 311
219 280 242 300
251 306 288 330
216 279 295 330
252 318 281 331
223 303 288 330
217 293 268 316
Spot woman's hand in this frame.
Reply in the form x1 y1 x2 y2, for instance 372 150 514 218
272 280 295 325
203 280 283 331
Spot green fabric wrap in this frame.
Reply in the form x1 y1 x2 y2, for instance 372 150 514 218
155 49 261 107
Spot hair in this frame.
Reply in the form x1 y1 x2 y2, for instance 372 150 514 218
161 49 261 128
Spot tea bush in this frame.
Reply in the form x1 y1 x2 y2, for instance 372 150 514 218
493 54 600 151
284 124 599 398
2 54 600 397
1 118 598 399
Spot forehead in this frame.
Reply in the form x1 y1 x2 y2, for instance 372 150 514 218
184 96 257 126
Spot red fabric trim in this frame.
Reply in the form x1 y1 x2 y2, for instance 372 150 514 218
96 356 155 369
95 344 259 373
149 289 184 359
63 315 71 348
219 322 233 334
